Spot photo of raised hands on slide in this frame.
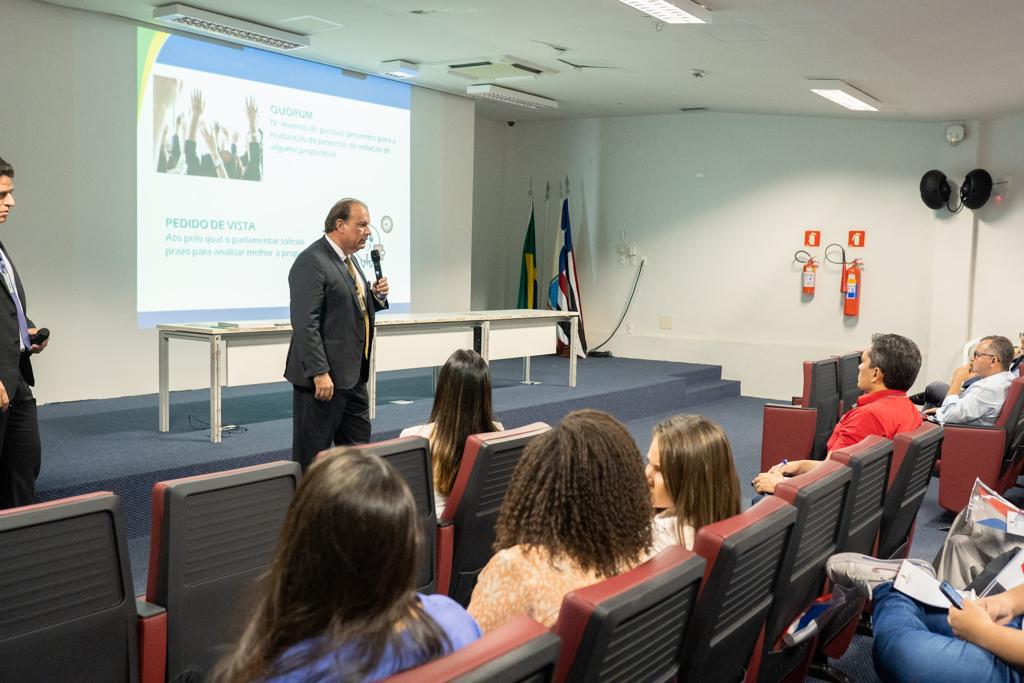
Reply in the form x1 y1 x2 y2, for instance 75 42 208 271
152 76 263 182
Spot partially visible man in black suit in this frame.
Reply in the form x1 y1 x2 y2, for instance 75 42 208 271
0 156 49 509
285 198 388 469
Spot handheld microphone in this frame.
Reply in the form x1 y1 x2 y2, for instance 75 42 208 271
30 327 50 345
370 248 384 281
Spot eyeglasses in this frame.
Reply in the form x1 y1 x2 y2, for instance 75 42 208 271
972 351 996 360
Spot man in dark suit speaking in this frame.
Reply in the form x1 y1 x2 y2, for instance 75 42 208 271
285 198 388 469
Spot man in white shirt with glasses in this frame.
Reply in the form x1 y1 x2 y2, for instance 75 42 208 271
927 335 1016 427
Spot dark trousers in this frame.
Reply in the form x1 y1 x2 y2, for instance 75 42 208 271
291 381 370 470
0 375 41 509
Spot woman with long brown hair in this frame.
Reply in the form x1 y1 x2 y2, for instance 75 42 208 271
467 409 652 632
401 349 502 515
214 450 480 682
645 414 741 553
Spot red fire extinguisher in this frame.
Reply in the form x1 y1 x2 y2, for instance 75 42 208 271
795 250 817 297
843 258 863 317
802 257 817 296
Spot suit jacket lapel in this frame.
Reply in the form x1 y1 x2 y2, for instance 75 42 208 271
0 241 16 301
322 239 364 310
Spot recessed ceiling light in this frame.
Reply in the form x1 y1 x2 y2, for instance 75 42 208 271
618 0 711 24
808 80 881 112
380 59 419 79
153 4 309 51
466 84 558 109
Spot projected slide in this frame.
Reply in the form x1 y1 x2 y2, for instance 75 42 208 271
136 28 411 326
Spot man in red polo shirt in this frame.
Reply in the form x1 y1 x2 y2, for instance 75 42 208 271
753 333 922 494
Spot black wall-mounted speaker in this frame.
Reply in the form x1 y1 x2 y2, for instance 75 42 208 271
961 169 993 210
920 170 951 210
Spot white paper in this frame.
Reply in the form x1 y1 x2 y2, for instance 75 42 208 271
1008 511 1024 537
893 561 974 609
980 547 1024 597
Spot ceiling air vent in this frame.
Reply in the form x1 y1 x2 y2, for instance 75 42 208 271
446 56 555 82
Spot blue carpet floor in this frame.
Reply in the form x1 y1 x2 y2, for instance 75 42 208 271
35 355 740 546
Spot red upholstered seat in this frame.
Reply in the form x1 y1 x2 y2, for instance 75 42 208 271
353 436 437 593
876 422 943 560
436 422 550 606
804 427 941 681
938 376 1024 512
0 492 165 683
677 496 798 682
146 461 301 681
752 460 853 683
835 351 865 416
761 358 841 471
552 545 705 682
384 615 561 683
809 438 895 683
829 436 894 555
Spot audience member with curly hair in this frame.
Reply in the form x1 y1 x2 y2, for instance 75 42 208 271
646 415 741 553
467 409 653 632
213 450 480 682
400 349 502 516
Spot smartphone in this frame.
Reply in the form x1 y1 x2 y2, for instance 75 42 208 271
939 580 964 609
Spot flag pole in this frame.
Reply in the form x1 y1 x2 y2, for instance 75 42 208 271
543 180 552 307
530 178 538 297
551 179 563 296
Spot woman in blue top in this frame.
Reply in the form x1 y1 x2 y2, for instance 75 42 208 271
214 450 481 682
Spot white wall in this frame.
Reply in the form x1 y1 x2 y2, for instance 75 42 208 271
0 0 475 403
972 114 1024 345
472 111 1015 399
411 87 475 313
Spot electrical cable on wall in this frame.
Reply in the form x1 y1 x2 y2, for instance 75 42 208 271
589 257 646 354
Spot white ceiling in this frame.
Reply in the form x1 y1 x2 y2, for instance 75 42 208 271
47 0 1024 122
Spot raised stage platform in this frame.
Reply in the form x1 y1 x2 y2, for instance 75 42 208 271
36 356 740 539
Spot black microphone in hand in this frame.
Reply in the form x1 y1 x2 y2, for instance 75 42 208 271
370 248 384 281
30 327 49 345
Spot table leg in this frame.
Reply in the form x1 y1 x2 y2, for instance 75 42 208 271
521 356 541 385
479 321 491 363
369 336 377 420
210 335 222 443
158 331 170 432
569 316 579 387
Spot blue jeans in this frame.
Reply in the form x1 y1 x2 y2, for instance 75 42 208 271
872 582 1023 683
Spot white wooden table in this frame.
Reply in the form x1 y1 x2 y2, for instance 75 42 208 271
158 310 578 442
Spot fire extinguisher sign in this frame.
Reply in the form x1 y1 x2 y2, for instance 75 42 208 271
804 230 821 247
848 230 866 247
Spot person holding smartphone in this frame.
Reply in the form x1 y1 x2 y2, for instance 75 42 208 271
827 553 1024 682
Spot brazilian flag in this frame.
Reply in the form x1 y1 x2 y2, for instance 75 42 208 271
517 206 538 309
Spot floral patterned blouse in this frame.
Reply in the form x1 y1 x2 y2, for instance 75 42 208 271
467 544 642 632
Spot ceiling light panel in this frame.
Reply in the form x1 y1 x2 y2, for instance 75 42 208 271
808 80 881 112
153 4 310 51
466 84 558 109
618 0 711 24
